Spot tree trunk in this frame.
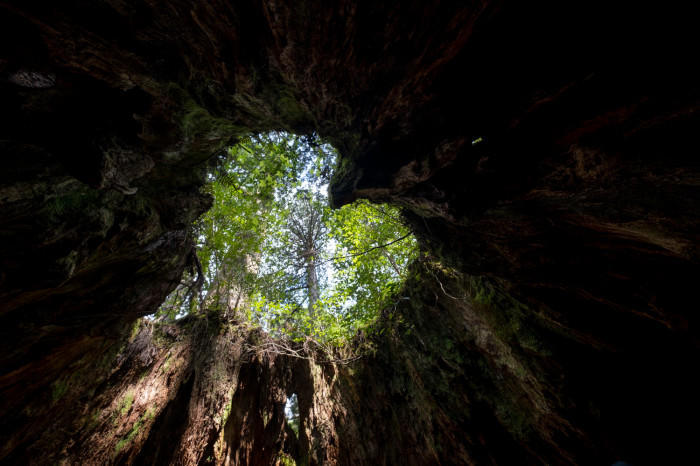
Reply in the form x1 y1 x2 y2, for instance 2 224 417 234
305 251 319 317
381 248 403 277
202 252 259 318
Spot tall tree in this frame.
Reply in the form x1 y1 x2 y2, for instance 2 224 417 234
157 132 417 343
285 192 327 316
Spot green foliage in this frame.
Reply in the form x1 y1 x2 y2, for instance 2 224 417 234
158 132 316 320
326 200 417 330
157 132 417 344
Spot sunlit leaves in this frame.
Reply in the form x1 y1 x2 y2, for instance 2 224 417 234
325 200 417 330
157 132 417 344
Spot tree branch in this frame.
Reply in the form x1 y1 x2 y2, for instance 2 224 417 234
319 232 412 265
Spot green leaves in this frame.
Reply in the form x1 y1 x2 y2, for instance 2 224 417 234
157 132 417 345
325 199 418 331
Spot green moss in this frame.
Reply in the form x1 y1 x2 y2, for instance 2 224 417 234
114 438 127 454
119 390 135 416
494 400 532 440
152 323 179 348
277 452 297 466
471 278 497 307
145 406 157 420
221 396 233 426
122 193 154 219
114 407 156 454
82 409 102 431
44 188 101 221
161 353 172 373
181 104 229 140
129 319 142 342
169 84 244 150
114 417 142 453
467 276 551 356
50 380 68 403
275 88 307 124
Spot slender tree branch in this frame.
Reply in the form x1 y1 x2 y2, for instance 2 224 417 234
319 232 412 265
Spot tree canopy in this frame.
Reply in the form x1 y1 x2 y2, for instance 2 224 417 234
157 132 417 344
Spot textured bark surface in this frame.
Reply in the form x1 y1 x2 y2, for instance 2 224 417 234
0 313 297 465
0 1 698 465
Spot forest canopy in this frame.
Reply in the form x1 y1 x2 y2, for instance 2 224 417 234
157 132 417 344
